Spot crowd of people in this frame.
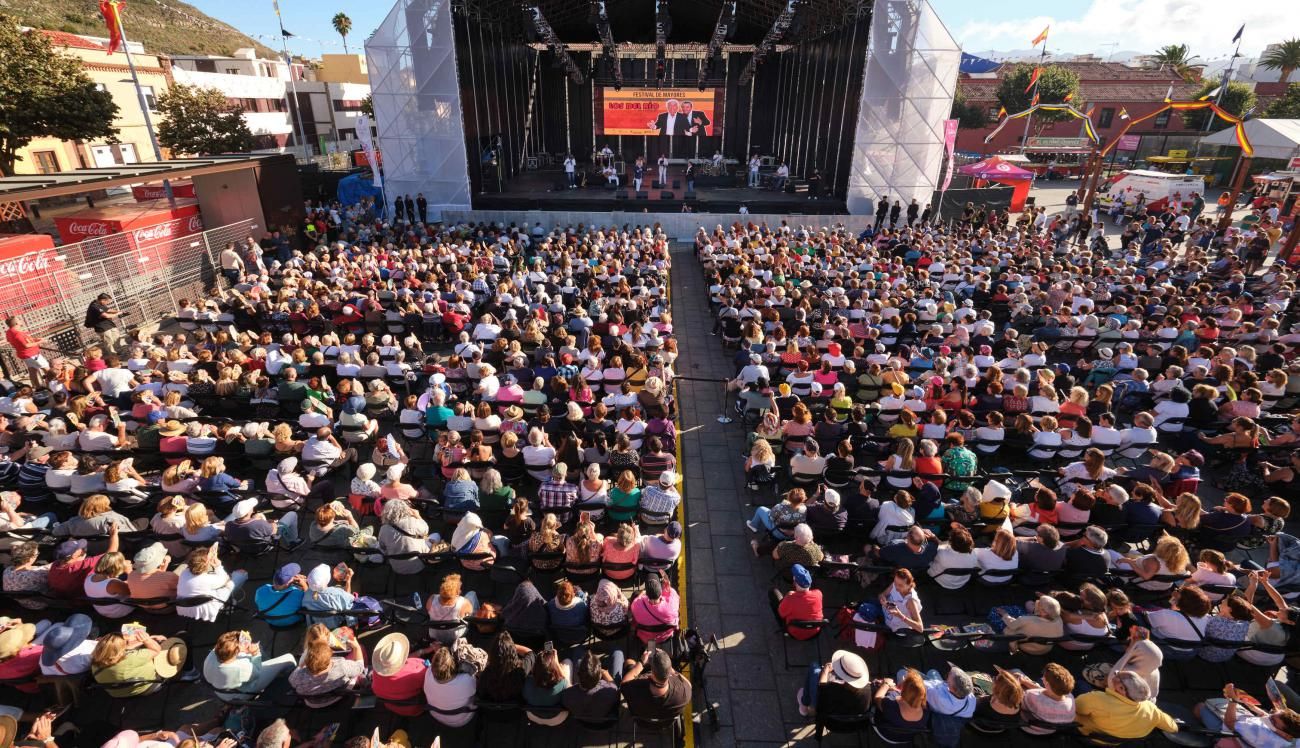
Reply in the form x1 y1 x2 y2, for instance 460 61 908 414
701 191 1300 745
0 203 700 747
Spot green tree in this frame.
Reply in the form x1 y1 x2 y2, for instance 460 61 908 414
332 12 353 54
995 64 1080 128
1152 43 1197 82
1182 80 1256 130
360 94 373 118
1264 83 1300 119
950 87 987 130
0 15 118 175
155 84 255 156
1260 38 1300 86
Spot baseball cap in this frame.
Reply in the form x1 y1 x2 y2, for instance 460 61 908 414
274 562 301 586
791 564 813 589
55 539 87 560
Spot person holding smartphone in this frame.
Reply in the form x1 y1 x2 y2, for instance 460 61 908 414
621 646 691 722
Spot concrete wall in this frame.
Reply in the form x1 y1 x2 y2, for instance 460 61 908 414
441 210 874 242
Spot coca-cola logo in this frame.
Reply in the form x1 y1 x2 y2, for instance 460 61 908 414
0 250 56 279
67 221 112 237
134 186 166 199
133 221 178 244
187 215 203 232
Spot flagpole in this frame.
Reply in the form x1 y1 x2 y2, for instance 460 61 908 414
273 0 309 158
112 8 173 203
1193 29 1242 162
1020 36 1048 153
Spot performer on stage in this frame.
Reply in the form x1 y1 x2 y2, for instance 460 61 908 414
685 161 696 193
657 155 668 186
748 155 761 187
634 156 646 193
564 154 577 189
597 145 613 166
712 151 725 171
603 164 620 187
772 162 789 193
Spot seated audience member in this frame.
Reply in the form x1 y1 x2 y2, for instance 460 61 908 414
370 632 433 716
424 647 477 727
1196 682 1300 747
769 564 824 639
289 623 367 707
995 596 1064 655
630 573 680 643
203 629 298 699
796 650 872 719
90 628 189 697
1074 669 1176 740
125 542 180 612
871 668 930 742
562 649 622 722
620 648 692 722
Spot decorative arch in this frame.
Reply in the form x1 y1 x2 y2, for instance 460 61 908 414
1098 100 1253 157
982 103 1100 145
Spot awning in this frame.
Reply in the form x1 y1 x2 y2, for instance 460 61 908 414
1201 119 1300 160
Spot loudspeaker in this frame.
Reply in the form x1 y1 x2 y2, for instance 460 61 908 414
672 180 681 189
616 190 629 200
652 181 664 189
636 191 649 199
684 191 698 201
660 190 674 200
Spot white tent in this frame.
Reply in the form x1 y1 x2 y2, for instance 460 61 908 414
1201 119 1300 160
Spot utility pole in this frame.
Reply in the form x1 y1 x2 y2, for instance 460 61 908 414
272 0 309 157
111 6 173 203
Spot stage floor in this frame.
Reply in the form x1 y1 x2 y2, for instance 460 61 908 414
473 169 848 214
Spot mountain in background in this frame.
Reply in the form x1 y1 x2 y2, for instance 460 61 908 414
1 0 278 58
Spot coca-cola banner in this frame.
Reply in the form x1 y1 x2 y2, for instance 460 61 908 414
0 234 62 316
131 181 196 201
54 200 202 247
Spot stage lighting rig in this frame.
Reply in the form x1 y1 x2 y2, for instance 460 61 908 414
738 0 799 85
700 0 735 89
591 1 622 88
654 0 669 82
526 6 584 84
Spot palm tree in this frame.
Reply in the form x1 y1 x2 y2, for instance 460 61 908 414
332 12 352 54
1152 43 1195 81
1260 38 1300 85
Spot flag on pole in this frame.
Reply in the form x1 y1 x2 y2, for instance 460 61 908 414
1119 106 1130 119
1084 104 1095 117
1024 67 1041 93
1031 91 1040 107
1063 92 1074 102
1199 85 1221 101
98 0 125 53
1163 84 1173 102
1231 24 1244 43
997 105 1007 119
1031 26 1049 46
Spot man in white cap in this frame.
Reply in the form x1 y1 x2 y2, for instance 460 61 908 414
125 542 178 611
639 470 680 519
225 497 300 550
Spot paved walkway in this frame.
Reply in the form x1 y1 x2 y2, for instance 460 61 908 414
672 242 817 747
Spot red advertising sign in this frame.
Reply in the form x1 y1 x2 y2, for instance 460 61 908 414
0 234 63 316
353 149 382 168
131 181 196 201
596 88 721 137
1117 134 1141 151
54 200 203 249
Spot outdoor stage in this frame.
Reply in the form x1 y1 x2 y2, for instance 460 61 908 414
473 169 849 214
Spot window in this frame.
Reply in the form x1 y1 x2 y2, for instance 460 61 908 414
1153 110 1171 129
32 151 60 174
140 85 157 111
332 99 365 112
195 59 217 73
1098 108 1115 128
224 67 240 75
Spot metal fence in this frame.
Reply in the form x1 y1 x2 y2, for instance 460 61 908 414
0 219 260 380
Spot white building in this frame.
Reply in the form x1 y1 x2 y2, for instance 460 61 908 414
169 49 370 153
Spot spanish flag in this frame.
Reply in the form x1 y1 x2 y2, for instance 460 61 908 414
1031 26 1049 46
997 105 1007 119
99 0 125 53
1119 106 1130 119
1024 67 1041 93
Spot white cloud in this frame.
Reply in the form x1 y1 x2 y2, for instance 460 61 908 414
949 0 1297 61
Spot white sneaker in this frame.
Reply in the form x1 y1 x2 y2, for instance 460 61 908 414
745 520 758 533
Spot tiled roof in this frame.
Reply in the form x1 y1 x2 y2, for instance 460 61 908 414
960 80 1202 104
35 30 105 51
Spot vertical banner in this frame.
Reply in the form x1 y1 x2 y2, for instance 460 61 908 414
355 114 382 188
940 118 959 192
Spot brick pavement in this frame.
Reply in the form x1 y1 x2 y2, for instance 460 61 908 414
670 241 818 747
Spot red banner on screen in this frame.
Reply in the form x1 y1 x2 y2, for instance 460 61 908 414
597 88 720 137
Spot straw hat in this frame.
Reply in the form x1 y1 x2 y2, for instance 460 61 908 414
152 637 188 678
829 650 870 689
371 633 411 677
158 420 186 437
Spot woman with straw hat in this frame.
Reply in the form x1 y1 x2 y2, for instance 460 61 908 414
371 632 435 716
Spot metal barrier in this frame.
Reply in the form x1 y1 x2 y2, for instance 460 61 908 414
0 218 260 379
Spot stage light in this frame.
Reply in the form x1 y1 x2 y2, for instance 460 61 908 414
591 0 621 87
701 0 734 89
739 0 799 85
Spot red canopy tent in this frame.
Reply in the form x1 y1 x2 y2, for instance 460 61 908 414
958 156 1035 211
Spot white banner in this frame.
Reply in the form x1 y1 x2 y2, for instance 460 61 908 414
355 113 382 189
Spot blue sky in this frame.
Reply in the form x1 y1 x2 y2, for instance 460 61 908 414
188 0 1289 63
